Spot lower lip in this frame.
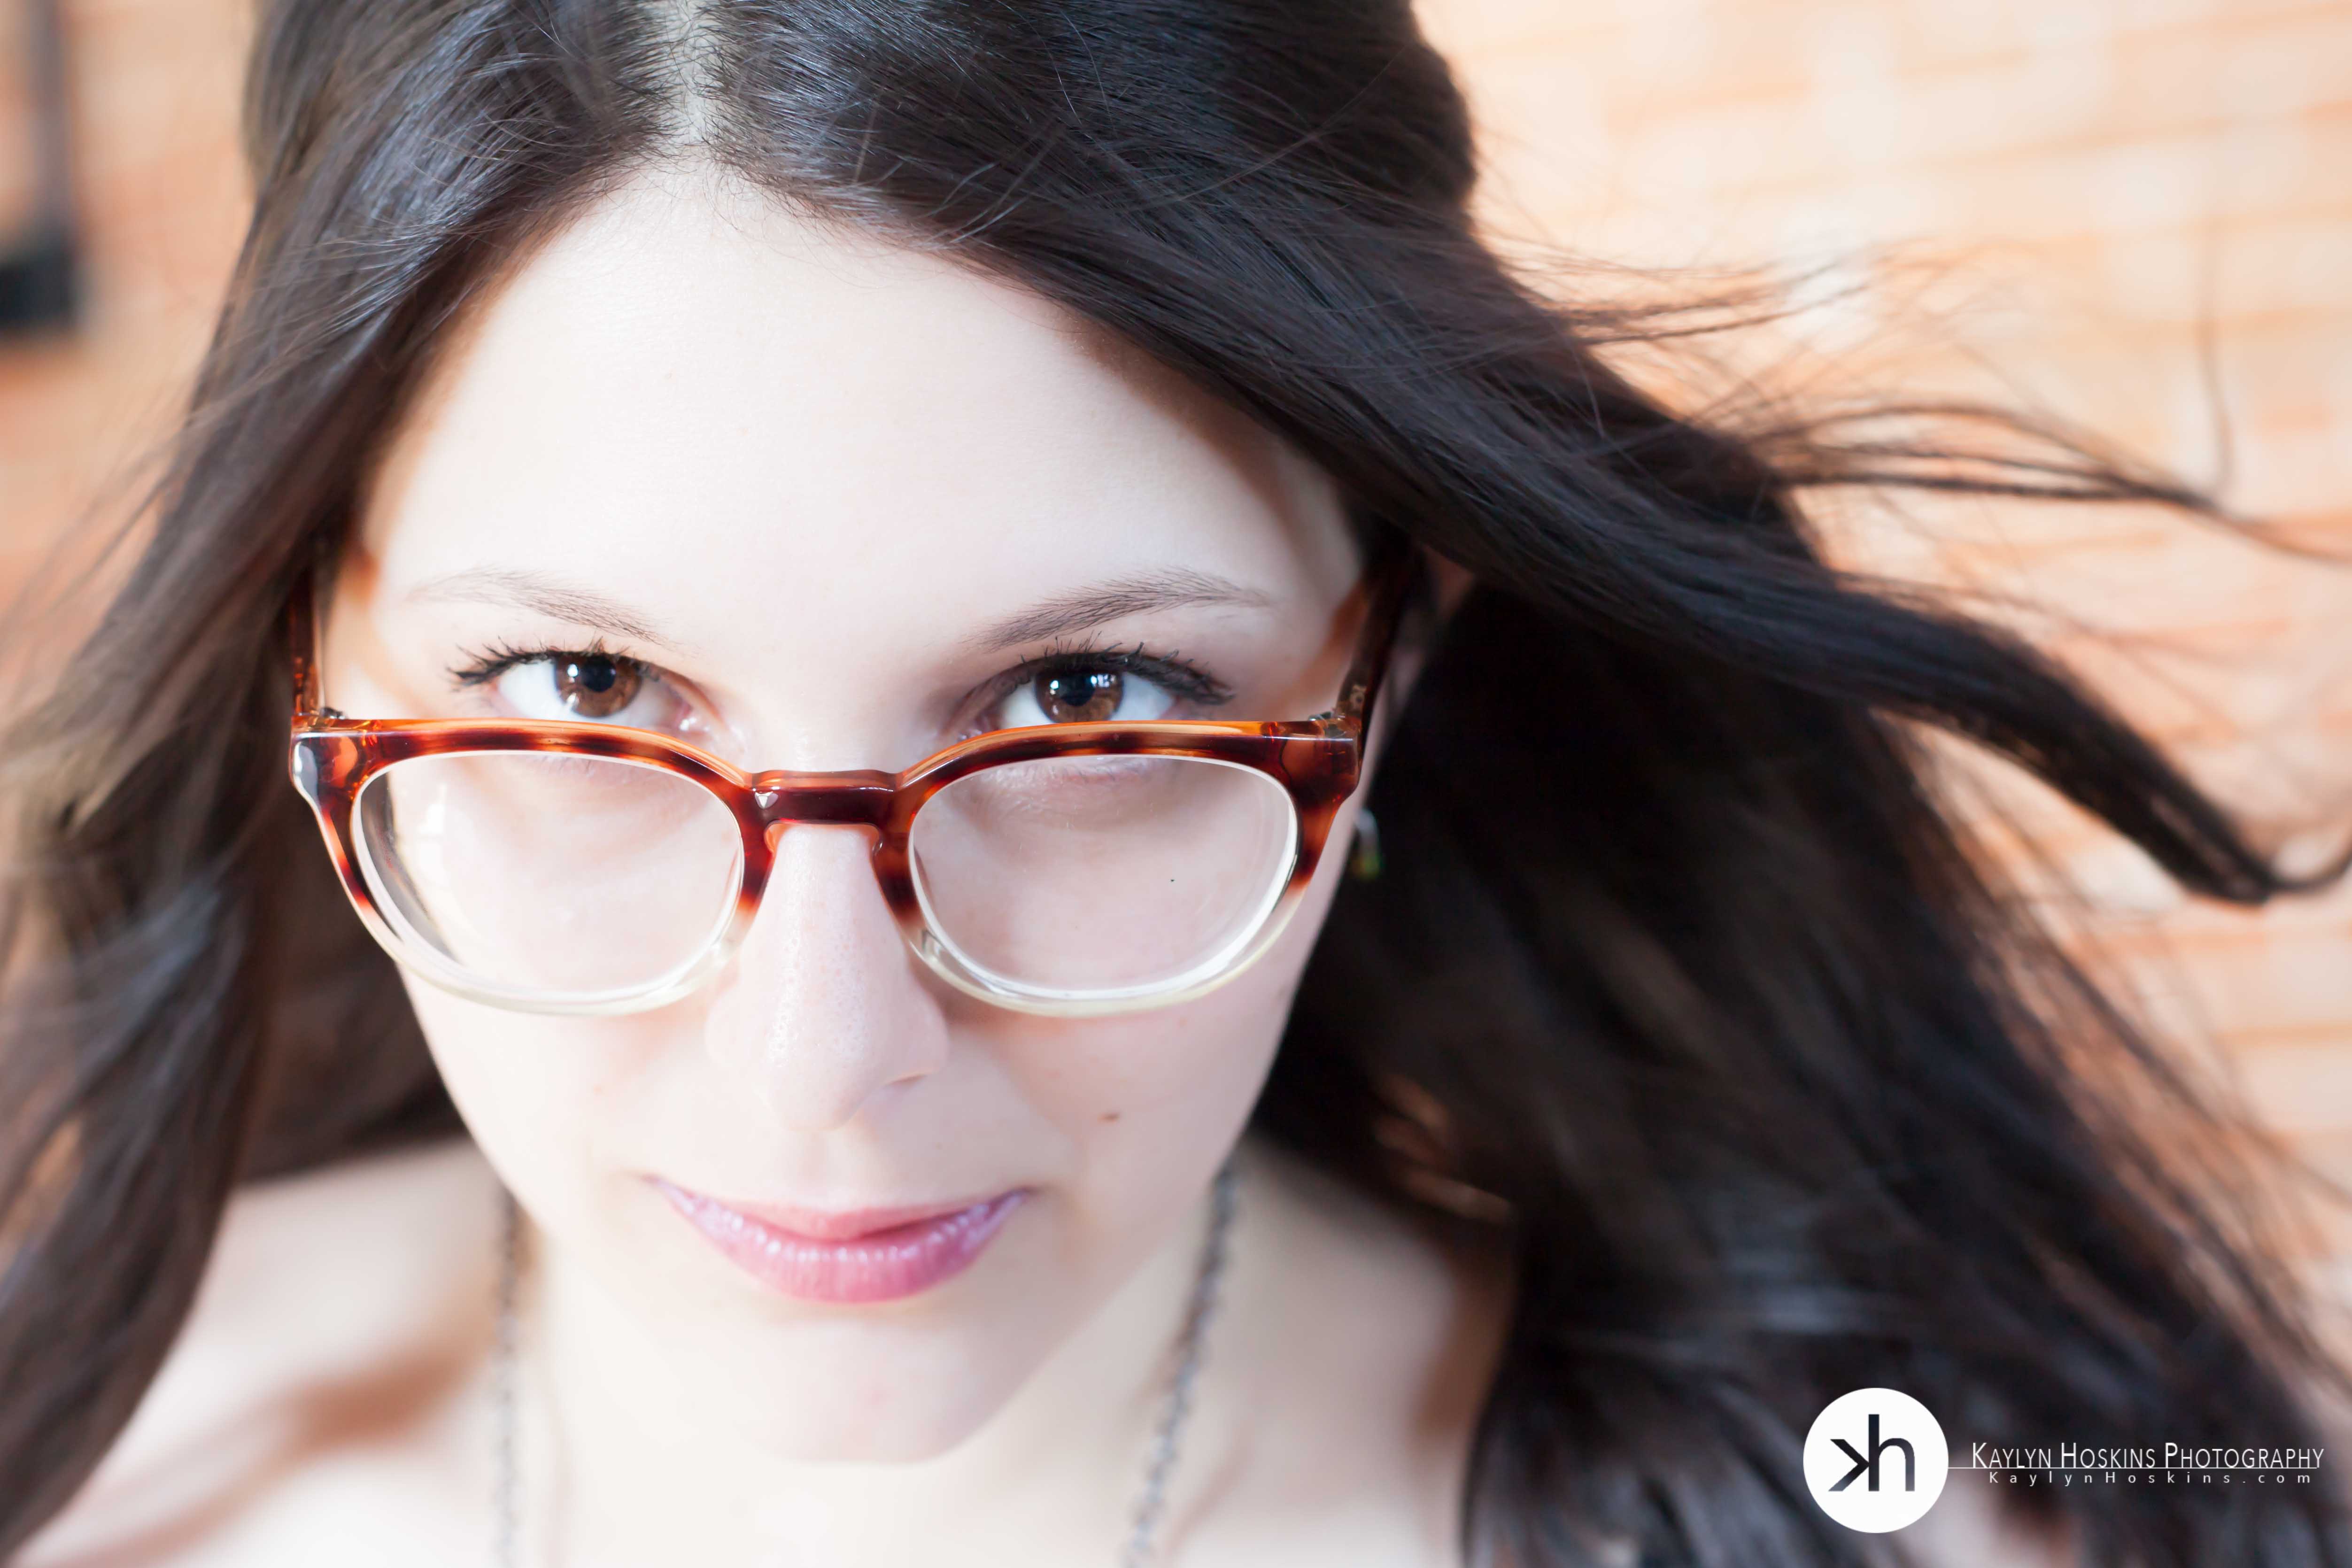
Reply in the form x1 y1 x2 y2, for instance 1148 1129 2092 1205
653 1182 1029 1304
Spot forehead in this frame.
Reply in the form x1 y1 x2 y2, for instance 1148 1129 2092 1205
356 163 1353 602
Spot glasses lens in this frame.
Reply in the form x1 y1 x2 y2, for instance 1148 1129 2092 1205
908 753 1298 1002
352 751 743 1004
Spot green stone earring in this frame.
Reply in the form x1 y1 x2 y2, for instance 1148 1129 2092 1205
1348 809 1383 882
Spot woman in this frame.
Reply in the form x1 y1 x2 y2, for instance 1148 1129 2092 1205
3 1 2346 1563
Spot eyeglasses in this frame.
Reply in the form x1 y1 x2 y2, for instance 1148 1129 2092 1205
286 535 1421 1018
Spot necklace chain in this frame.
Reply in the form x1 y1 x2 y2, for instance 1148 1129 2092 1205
492 1159 1240 1567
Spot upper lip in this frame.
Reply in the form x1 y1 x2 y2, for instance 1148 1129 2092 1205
650 1177 1020 1241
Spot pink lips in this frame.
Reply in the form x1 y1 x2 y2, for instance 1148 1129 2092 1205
652 1179 1029 1303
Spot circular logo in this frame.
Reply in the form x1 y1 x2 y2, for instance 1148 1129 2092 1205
1803 1387 1949 1532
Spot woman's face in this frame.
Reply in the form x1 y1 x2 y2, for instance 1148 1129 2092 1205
318 167 1398 1460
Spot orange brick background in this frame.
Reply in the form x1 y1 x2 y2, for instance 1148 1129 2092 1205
1 2 2347 1306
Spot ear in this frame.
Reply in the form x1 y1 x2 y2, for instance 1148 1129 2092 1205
1424 548 1477 623
1363 544 1472 764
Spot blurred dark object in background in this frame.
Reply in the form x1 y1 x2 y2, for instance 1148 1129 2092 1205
0 0 77 338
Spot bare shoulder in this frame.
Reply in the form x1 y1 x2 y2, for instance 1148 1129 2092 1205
1897 1478 2079 1568
1230 1135 1512 1425
22 1139 504 1568
1208 1143 2081 1568
1196 1135 1515 1565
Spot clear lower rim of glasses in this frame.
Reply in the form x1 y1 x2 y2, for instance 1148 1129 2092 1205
341 749 1306 1017
347 767 743 1014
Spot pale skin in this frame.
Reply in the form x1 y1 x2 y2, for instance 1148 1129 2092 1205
26 162 2066 1568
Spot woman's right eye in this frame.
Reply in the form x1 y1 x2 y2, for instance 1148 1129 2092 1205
480 651 693 731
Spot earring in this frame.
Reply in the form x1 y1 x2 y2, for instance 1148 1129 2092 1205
1347 809 1383 882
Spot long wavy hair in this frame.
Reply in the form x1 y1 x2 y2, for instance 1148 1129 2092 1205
2 1 2347 1562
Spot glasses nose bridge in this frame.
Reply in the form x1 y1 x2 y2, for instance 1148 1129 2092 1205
750 770 899 847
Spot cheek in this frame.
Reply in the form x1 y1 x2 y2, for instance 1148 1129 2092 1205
400 973 658 1239
996 973 1287 1238
998 800 1358 1215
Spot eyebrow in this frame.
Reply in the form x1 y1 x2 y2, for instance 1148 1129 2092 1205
407 568 698 656
957 568 1276 656
408 563 1276 663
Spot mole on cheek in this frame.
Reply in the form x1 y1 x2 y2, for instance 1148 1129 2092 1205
1099 1110 1121 1123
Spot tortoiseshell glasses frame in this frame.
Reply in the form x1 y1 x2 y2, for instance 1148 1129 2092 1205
286 534 1423 1018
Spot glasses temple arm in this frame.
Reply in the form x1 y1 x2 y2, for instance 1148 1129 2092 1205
286 571 332 725
1329 541 1424 737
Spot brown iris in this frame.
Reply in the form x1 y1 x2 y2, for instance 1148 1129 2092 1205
1035 668 1122 723
554 654 640 719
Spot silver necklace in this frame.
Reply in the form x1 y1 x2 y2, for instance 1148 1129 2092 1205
492 1158 1241 1567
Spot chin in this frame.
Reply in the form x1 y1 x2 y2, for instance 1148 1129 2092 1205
579 1189 1088 1462
652 1297 1074 1461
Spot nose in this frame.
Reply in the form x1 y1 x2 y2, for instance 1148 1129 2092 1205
698 822 952 1127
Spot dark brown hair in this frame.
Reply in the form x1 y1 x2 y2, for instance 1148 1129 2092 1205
2 2 2346 1562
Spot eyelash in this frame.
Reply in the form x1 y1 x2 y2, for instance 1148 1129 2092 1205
443 637 1235 733
448 636 641 694
987 637 1232 719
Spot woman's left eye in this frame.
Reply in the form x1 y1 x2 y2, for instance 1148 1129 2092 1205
991 664 1179 728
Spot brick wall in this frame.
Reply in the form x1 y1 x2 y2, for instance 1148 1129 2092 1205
0 0 245 592
2 0 2346 1299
